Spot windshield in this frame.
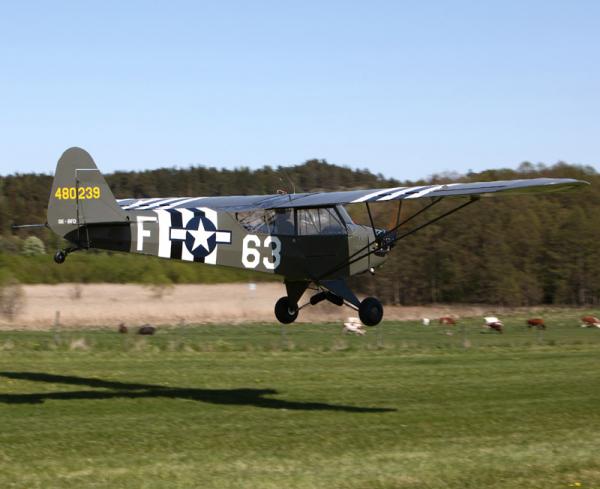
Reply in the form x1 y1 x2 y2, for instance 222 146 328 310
336 205 354 225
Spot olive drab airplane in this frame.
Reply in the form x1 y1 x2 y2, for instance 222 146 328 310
42 147 587 326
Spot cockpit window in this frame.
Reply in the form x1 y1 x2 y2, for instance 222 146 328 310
236 210 270 233
236 207 347 235
236 209 295 235
297 207 346 235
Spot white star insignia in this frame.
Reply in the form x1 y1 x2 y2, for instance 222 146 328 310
188 219 215 252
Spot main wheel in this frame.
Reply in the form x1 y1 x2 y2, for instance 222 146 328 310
359 297 383 326
53 250 66 264
274 297 299 324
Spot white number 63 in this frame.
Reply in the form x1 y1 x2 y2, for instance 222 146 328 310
242 235 281 270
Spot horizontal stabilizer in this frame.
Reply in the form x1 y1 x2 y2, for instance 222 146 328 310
11 223 47 229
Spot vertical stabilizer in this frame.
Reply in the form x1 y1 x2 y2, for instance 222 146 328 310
47 147 126 239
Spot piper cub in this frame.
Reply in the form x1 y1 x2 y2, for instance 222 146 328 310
41 148 587 326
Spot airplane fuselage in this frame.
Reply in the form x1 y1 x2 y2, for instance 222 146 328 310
68 204 388 281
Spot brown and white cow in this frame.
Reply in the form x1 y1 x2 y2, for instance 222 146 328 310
581 316 600 328
484 316 503 333
439 316 457 326
527 318 546 330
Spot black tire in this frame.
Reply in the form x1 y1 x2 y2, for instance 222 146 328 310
274 297 298 324
359 297 383 326
54 250 66 264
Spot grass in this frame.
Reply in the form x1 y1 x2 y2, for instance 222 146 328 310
1 313 600 488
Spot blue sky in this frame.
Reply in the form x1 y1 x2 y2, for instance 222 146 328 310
0 1 598 180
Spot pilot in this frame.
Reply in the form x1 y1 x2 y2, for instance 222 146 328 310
274 209 294 235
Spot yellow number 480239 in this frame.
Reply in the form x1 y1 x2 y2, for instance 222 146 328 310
54 186 101 200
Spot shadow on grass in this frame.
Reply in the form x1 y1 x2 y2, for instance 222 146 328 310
0 372 395 413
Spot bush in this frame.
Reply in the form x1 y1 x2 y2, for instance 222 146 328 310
22 236 45 256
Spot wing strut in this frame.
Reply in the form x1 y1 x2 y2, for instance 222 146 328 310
385 195 478 248
317 195 479 280
394 200 402 228
317 197 443 280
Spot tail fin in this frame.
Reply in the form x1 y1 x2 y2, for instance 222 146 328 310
47 147 127 239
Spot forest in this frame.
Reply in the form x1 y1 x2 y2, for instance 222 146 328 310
0 158 598 306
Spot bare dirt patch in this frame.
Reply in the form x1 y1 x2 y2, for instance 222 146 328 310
0 283 547 330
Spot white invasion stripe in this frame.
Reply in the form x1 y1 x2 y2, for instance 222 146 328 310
123 198 163 209
163 197 204 209
405 185 444 199
132 198 172 210
377 186 425 201
122 198 163 210
179 209 195 262
120 199 144 209
202 207 219 265
137 197 186 210
351 187 405 203
155 209 172 258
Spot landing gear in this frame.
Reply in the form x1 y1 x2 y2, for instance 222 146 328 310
358 297 383 326
273 279 384 326
53 250 66 264
274 297 299 324
53 247 79 264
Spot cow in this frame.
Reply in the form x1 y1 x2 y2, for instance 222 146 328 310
439 316 457 326
118 323 128 334
343 317 366 336
581 316 600 328
484 316 503 333
527 318 546 330
138 324 156 335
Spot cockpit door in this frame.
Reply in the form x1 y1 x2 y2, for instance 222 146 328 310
291 207 349 280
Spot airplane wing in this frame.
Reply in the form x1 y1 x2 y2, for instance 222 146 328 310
117 177 588 212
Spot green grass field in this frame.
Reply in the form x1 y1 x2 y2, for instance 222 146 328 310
1 312 600 488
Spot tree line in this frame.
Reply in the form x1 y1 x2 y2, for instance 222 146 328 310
0 158 598 305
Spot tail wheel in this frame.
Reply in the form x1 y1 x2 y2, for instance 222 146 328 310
359 297 383 326
53 250 66 264
274 297 298 324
